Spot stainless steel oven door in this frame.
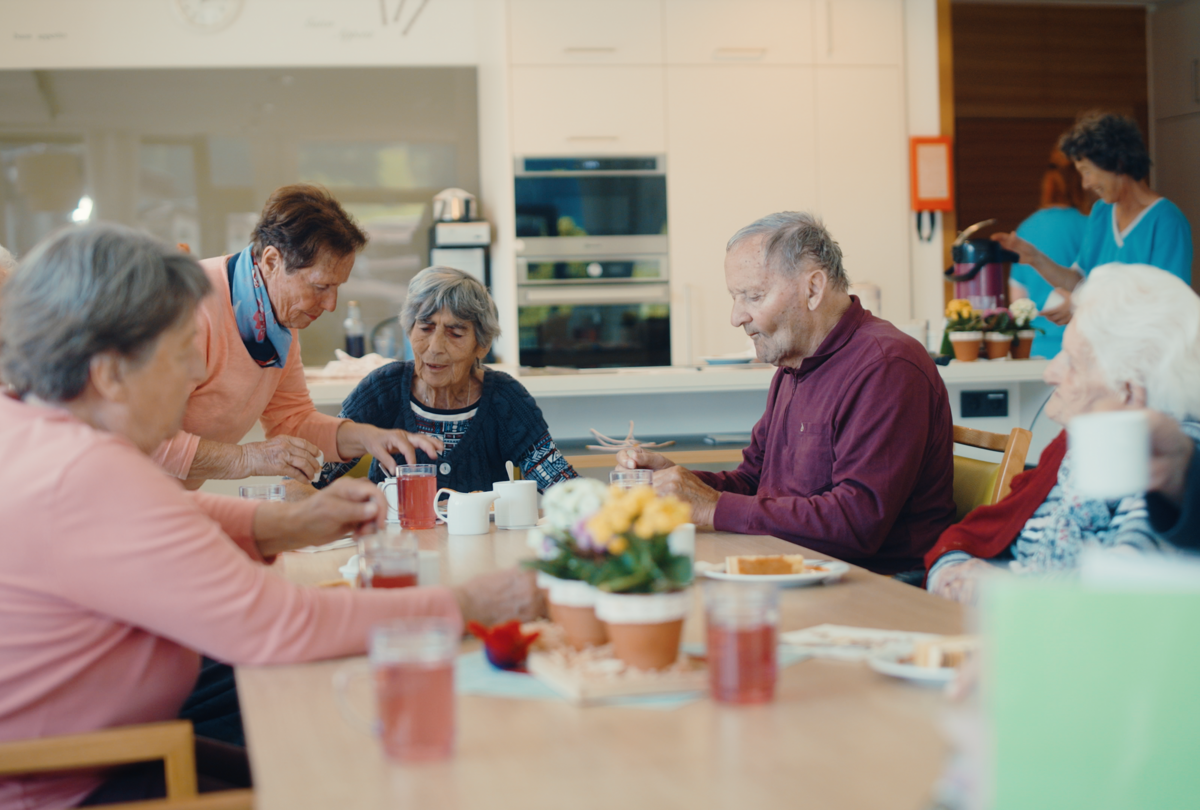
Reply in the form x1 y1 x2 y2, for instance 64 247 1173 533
517 255 667 284
517 283 671 369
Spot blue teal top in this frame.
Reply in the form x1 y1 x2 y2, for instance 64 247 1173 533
1075 198 1193 283
1010 207 1088 359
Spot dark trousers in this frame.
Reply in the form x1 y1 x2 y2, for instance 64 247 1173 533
178 657 245 747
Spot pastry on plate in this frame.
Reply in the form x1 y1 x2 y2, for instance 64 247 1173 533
911 635 979 669
725 554 807 575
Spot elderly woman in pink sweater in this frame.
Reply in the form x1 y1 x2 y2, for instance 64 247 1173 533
0 225 538 809
152 184 441 488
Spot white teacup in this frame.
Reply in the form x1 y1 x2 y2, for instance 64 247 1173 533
378 477 400 523
1067 410 1150 500
493 480 538 529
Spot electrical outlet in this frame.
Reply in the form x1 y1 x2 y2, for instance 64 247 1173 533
961 390 1008 418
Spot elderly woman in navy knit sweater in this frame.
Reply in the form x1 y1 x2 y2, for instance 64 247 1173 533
316 266 579 493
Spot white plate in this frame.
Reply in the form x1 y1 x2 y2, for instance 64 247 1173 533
700 356 754 365
867 650 956 685
700 560 849 587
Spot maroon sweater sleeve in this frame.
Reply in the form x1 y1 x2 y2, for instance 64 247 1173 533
710 358 940 559
693 372 781 495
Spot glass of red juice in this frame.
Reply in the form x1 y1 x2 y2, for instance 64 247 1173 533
370 618 457 761
358 531 419 589
398 464 438 530
704 581 780 704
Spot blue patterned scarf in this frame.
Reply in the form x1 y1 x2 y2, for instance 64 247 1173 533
227 246 292 369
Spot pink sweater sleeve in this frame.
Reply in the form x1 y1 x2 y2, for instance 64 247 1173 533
259 338 348 462
49 442 461 665
151 431 202 480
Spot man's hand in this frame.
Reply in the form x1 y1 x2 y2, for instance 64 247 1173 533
240 436 322 480
1147 411 1195 507
615 446 676 472
928 558 998 605
336 422 444 475
1041 288 1073 326
453 568 547 627
651 466 720 527
252 478 388 556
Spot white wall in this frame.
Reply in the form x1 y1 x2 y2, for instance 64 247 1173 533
1150 0 1200 289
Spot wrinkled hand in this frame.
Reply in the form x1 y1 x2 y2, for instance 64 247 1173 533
928 558 997 605
253 478 387 556
1041 288 1073 325
991 231 1041 265
240 435 322 481
1146 410 1195 506
651 466 719 527
453 568 547 627
337 422 444 475
615 446 676 472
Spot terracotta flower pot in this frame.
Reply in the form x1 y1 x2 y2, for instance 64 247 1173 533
546 577 607 650
594 590 691 671
948 331 983 362
983 332 1013 360
1012 329 1036 359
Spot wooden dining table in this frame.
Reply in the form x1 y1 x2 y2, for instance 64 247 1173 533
236 525 963 810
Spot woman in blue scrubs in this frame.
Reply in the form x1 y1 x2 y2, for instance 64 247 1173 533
1009 151 1090 358
996 113 1193 325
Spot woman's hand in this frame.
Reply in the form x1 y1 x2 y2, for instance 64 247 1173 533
453 568 547 627
252 478 388 556
928 558 998 605
1041 288 1073 325
615 446 676 472
992 231 1041 265
336 422 444 474
1146 410 1195 506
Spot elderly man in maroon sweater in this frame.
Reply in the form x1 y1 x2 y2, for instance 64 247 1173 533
618 212 955 576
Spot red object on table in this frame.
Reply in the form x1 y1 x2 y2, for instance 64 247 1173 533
467 621 540 671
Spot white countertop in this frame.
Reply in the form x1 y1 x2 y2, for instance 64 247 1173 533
305 359 1050 407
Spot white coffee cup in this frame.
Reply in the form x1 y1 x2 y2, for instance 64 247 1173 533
433 488 499 536
378 477 400 523
493 480 538 529
1067 410 1150 500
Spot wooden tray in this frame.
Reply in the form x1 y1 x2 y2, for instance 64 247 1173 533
526 645 708 705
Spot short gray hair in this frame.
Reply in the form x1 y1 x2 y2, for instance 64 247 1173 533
401 266 500 358
1072 263 1200 421
0 224 211 401
726 211 849 292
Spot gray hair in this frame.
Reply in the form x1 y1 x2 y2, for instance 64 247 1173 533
1072 263 1200 421
726 211 849 292
401 266 500 360
0 224 211 401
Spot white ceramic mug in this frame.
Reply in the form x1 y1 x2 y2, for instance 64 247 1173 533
377 477 400 523
433 488 499 536
1067 410 1150 500
493 480 538 529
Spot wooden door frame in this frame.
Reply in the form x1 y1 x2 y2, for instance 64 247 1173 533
938 0 956 302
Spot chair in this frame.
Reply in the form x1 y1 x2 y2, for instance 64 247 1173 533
0 720 254 809
951 425 1033 521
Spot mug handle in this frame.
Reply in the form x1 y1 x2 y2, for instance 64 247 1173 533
332 661 376 736
434 488 454 523
378 478 399 520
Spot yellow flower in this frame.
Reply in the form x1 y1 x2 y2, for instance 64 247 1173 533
607 536 628 555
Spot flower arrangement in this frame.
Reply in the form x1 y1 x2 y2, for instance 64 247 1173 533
980 307 1019 336
944 299 983 332
526 482 692 595
1009 298 1040 329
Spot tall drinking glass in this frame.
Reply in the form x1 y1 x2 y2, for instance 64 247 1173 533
238 484 285 501
704 580 779 704
372 618 458 761
399 464 438 530
610 469 653 490
358 531 419 589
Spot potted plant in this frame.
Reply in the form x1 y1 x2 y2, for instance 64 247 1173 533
583 486 693 670
942 299 984 362
1009 298 1042 359
980 307 1018 360
525 478 611 650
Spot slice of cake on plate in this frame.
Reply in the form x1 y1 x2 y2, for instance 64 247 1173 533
725 554 807 575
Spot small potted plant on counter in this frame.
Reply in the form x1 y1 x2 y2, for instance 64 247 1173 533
526 478 611 650
981 307 1019 360
583 486 693 671
1009 298 1041 359
942 299 984 362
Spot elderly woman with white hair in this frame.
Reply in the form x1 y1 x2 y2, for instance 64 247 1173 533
316 265 579 493
927 263 1200 604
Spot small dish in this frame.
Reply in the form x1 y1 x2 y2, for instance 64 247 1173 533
700 356 754 366
699 560 849 587
867 650 956 685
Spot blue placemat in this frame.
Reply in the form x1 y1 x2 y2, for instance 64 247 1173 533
455 643 811 710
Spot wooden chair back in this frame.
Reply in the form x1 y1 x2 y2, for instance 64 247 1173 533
951 425 1034 521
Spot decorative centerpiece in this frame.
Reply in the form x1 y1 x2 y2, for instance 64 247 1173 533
942 299 984 362
1009 298 1041 359
980 307 1018 360
527 483 693 669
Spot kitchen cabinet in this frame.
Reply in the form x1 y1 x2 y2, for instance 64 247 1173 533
509 66 666 155
815 65 910 321
665 65 818 361
508 0 664 65
663 0 814 65
814 0 904 65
